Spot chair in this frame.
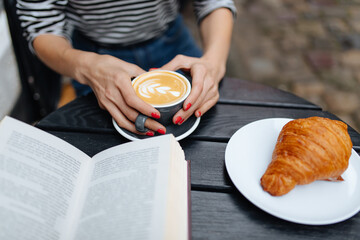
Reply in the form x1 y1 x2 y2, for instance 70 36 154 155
4 0 61 124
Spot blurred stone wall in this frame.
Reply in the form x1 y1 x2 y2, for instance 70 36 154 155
183 0 360 132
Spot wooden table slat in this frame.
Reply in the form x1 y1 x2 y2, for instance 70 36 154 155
191 104 360 147
217 99 321 110
219 77 319 108
191 190 360 240
36 94 360 148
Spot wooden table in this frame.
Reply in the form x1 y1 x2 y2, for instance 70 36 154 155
36 77 360 239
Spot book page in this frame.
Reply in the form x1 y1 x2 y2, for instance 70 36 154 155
72 135 176 240
0 117 91 240
164 140 188 240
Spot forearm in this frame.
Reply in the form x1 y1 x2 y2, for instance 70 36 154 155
33 34 94 85
199 8 234 73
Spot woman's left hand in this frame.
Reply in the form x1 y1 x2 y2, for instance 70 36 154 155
160 54 225 125
161 7 234 125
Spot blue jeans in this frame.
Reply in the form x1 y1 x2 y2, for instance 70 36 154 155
72 15 202 96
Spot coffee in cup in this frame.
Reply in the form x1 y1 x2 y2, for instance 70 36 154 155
132 70 191 124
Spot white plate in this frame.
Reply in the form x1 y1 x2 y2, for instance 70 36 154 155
225 118 360 225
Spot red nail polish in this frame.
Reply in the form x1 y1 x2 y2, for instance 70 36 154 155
149 68 158 71
174 116 182 124
157 128 166 135
151 112 160 119
179 118 185 125
146 131 154 136
197 111 202 117
185 103 192 111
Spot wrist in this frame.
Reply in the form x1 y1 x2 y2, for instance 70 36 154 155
201 53 226 80
62 49 97 85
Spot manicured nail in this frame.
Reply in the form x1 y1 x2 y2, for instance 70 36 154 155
196 111 202 117
146 131 154 136
179 118 185 125
151 112 160 119
185 103 192 111
149 68 158 71
174 116 182 124
157 128 166 135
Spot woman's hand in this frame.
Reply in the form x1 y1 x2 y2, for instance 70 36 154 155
161 8 233 125
161 54 225 124
75 53 168 136
34 35 167 136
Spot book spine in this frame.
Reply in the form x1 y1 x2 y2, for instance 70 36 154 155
187 160 192 240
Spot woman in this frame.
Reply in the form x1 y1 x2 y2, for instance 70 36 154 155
16 0 236 136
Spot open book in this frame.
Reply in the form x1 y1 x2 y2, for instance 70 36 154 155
0 116 190 240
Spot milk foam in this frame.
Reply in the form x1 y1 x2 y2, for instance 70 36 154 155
133 71 189 106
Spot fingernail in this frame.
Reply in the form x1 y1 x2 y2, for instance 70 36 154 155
179 118 185 125
185 103 192 111
149 68 158 71
151 112 160 119
196 111 202 117
174 116 182 124
146 131 154 136
157 128 166 135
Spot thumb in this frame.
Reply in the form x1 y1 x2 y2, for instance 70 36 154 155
160 54 192 71
128 64 146 78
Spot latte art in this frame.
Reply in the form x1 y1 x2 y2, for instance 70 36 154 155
138 81 181 99
133 71 189 106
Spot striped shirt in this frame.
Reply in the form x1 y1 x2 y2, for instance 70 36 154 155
16 0 237 52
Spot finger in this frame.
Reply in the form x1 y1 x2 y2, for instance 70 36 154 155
114 108 166 136
107 89 140 122
117 116 156 136
173 80 209 125
111 72 160 119
120 61 146 77
143 117 167 135
102 96 155 136
183 64 206 111
109 62 149 112
105 89 166 134
195 95 219 118
173 108 193 126
122 90 161 119
173 91 207 125
161 54 196 71
173 108 186 125
175 81 220 124
92 88 107 110
129 67 146 78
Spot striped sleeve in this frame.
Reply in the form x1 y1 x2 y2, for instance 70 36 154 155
193 0 237 23
16 0 71 54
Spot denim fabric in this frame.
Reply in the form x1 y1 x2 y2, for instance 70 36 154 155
71 15 202 97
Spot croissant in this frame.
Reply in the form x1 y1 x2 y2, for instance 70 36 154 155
261 117 353 196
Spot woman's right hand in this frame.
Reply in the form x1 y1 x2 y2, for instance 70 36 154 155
33 35 165 135
74 53 167 136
